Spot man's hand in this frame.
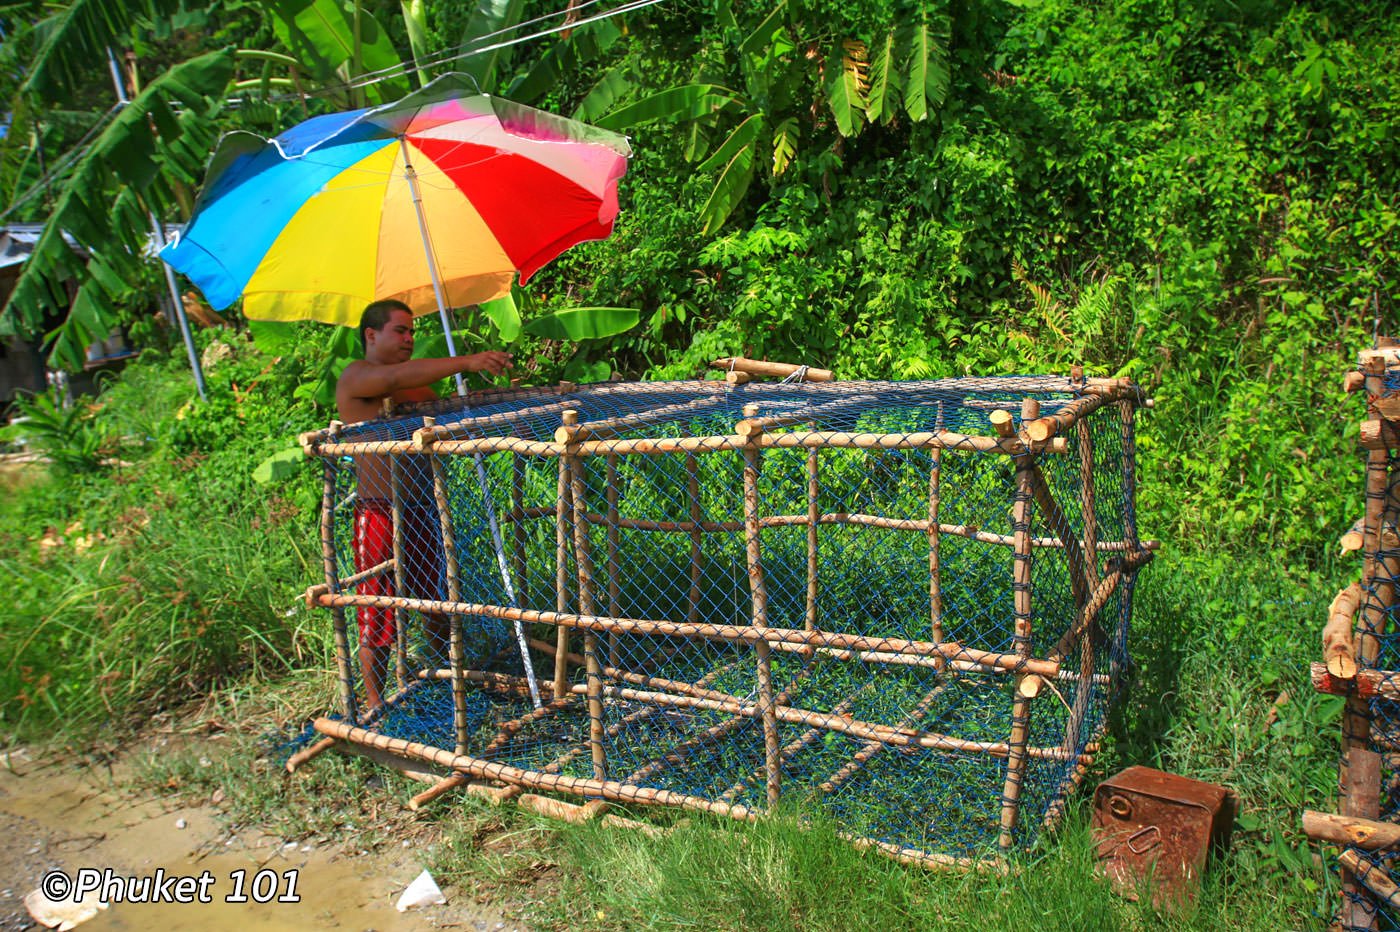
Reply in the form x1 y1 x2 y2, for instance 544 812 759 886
465 351 513 376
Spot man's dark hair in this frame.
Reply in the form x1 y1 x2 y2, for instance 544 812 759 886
359 299 413 353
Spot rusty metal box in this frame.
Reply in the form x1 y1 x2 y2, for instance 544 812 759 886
1091 765 1236 908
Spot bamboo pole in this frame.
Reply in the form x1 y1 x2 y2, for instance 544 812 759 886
581 683 1074 762
560 394 730 443
561 409 608 781
303 558 396 608
606 454 621 667
286 736 338 773
553 411 575 700
807 448 820 631
426 417 470 756
997 401 1038 852
318 428 1071 461
930 400 945 648
720 688 869 803
510 454 528 607
818 681 953 795
1062 414 1100 753
742 404 782 806
625 715 755 785
313 718 759 821
320 421 358 723
710 356 834 382
390 455 409 692
310 592 1066 679
687 454 704 627
1022 385 1131 444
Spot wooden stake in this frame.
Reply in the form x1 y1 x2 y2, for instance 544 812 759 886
286 736 337 773
1063 413 1100 753
320 421 358 724
1340 850 1400 915
427 417 470 756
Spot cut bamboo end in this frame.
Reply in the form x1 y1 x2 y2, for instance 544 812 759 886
1018 675 1044 699
1345 371 1367 394
725 371 752 385
408 773 469 810
1026 419 1057 443
989 409 1016 438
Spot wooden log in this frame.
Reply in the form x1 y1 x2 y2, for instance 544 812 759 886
844 833 1006 873
409 773 470 811
311 592 1066 679
710 356 834 382
1345 370 1368 394
929 403 945 649
573 429 1070 459
411 395 579 448
303 558 396 609
313 717 760 821
1304 810 1400 850
320 421 358 723
734 391 893 438
517 793 609 824
1324 583 1363 679
725 371 751 385
1339 850 1400 914
1341 517 1368 554
1312 662 1400 700
625 715 754 785
720 689 869 804
1063 414 1101 752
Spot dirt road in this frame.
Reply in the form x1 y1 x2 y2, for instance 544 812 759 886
0 747 523 931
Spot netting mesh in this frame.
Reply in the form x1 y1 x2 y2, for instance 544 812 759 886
304 375 1150 864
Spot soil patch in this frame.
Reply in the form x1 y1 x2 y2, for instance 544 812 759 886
0 747 526 931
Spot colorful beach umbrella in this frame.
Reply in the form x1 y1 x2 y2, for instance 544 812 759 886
160 74 631 333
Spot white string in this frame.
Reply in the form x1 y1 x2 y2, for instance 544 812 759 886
781 365 809 384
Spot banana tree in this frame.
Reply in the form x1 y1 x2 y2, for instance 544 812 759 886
585 0 953 233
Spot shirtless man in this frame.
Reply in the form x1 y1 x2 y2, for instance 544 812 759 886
337 299 511 713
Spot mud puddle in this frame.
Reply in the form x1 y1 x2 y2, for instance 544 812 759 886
0 748 524 931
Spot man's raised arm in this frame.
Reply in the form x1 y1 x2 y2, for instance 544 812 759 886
339 352 513 400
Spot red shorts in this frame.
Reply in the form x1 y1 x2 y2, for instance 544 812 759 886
353 499 444 648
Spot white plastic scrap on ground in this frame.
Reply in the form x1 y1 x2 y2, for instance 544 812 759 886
23 888 108 931
395 869 446 911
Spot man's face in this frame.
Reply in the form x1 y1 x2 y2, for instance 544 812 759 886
369 310 414 362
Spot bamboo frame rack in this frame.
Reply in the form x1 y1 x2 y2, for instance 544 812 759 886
292 363 1153 868
1307 339 1400 930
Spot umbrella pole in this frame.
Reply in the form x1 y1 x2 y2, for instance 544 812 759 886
401 139 542 710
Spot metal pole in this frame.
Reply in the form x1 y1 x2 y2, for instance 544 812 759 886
400 138 541 709
107 47 207 401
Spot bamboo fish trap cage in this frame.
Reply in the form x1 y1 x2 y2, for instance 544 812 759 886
291 359 1154 867
1306 341 1400 929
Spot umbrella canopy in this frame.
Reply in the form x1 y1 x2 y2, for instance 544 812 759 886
160 75 631 327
